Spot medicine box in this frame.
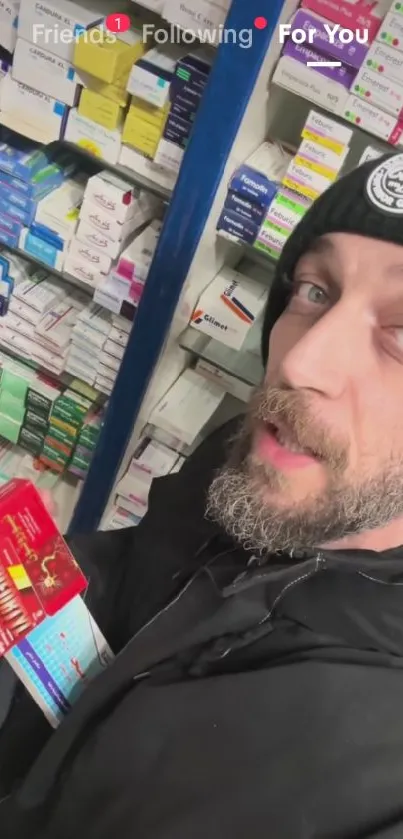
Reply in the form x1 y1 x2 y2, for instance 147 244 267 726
119 144 177 191
265 189 311 235
78 88 124 131
163 0 229 38
352 66 403 118
255 222 289 261
290 8 369 69
190 265 267 350
115 219 161 282
64 109 122 166
297 138 348 174
224 192 266 225
17 0 125 63
18 229 66 272
63 253 103 288
122 117 164 158
376 9 403 53
283 157 337 200
302 109 353 154
77 71 129 108
0 75 68 145
149 368 226 448
216 209 259 245
126 98 170 129
84 170 137 224
73 19 148 84
127 45 186 107
34 177 85 240
272 57 350 115
79 198 137 243
301 0 391 43
68 238 112 276
365 41 403 85
12 39 80 107
0 0 19 53
76 220 128 260
342 95 403 144
154 137 184 174
282 40 357 89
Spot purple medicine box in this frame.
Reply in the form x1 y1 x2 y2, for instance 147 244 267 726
283 40 357 87
290 9 369 69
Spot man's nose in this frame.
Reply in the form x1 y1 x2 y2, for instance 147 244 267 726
278 302 368 398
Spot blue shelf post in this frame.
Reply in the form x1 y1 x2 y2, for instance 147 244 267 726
69 0 286 534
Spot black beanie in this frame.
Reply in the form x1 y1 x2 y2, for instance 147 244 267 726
261 151 403 364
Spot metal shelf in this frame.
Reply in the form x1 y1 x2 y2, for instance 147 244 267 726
1 244 136 322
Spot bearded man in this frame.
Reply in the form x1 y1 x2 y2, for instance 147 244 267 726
4 152 403 839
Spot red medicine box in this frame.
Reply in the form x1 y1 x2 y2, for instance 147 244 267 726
0 479 87 657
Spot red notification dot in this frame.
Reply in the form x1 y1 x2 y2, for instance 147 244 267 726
105 12 130 33
254 16 268 29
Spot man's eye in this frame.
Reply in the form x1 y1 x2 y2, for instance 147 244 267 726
292 281 328 305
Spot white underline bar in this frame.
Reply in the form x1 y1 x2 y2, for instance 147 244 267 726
306 60 342 67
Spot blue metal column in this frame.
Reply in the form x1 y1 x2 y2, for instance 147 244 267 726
69 0 285 534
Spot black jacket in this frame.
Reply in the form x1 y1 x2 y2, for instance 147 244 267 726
4 417 403 838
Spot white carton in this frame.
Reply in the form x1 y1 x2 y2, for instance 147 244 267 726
34 177 86 240
364 41 403 85
76 220 128 259
272 56 350 115
65 109 122 166
12 38 80 107
126 45 186 107
377 10 403 54
13 270 65 314
130 437 179 478
68 237 112 275
35 297 80 353
297 139 348 173
352 65 403 118
245 142 293 181
190 265 267 350
283 157 335 200
358 145 384 164
302 109 353 152
0 0 19 52
0 73 68 144
154 137 184 174
84 170 137 224
79 198 136 243
63 252 103 287
149 369 225 447
17 0 123 62
341 95 403 144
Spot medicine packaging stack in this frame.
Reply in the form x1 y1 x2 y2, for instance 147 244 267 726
0 138 78 251
110 218 162 305
114 434 180 520
255 110 352 260
65 169 160 301
154 49 213 173
217 142 293 246
0 0 20 53
65 304 130 393
162 0 231 37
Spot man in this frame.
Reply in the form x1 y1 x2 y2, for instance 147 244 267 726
4 151 403 838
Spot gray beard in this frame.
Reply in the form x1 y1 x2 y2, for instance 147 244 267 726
206 428 403 556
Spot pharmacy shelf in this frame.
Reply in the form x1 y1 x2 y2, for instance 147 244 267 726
60 141 174 202
0 339 109 402
0 244 136 322
179 325 264 386
70 0 287 534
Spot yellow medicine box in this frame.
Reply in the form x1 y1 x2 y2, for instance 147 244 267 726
122 116 164 158
78 71 130 107
128 97 170 128
74 27 147 84
78 88 125 131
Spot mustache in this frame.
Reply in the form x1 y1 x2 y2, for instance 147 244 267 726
249 385 349 471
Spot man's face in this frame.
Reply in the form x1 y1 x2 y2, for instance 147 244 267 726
207 232 403 553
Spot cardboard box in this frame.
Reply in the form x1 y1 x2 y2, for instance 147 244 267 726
376 8 403 53
119 143 177 191
12 38 80 107
34 177 85 240
0 478 87 657
79 198 137 243
301 0 391 43
342 94 403 143
18 229 66 271
365 41 403 85
153 137 184 173
63 252 103 287
272 57 350 115
0 0 19 53
302 109 353 154
352 65 403 117
84 170 138 223
0 74 68 144
282 40 357 89
78 88 124 131
122 115 164 157
265 188 311 235
75 219 128 259
64 109 122 166
127 45 185 107
255 222 289 261
73 19 147 84
190 265 267 349
290 8 369 69
77 70 129 107
67 238 112 275
216 209 259 245
17 0 124 62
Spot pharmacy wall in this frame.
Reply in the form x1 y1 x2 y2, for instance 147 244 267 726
0 0 282 534
100 0 401 531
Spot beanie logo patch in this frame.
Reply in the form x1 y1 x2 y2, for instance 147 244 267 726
366 153 403 215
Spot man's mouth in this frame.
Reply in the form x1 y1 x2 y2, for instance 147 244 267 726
254 421 322 471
